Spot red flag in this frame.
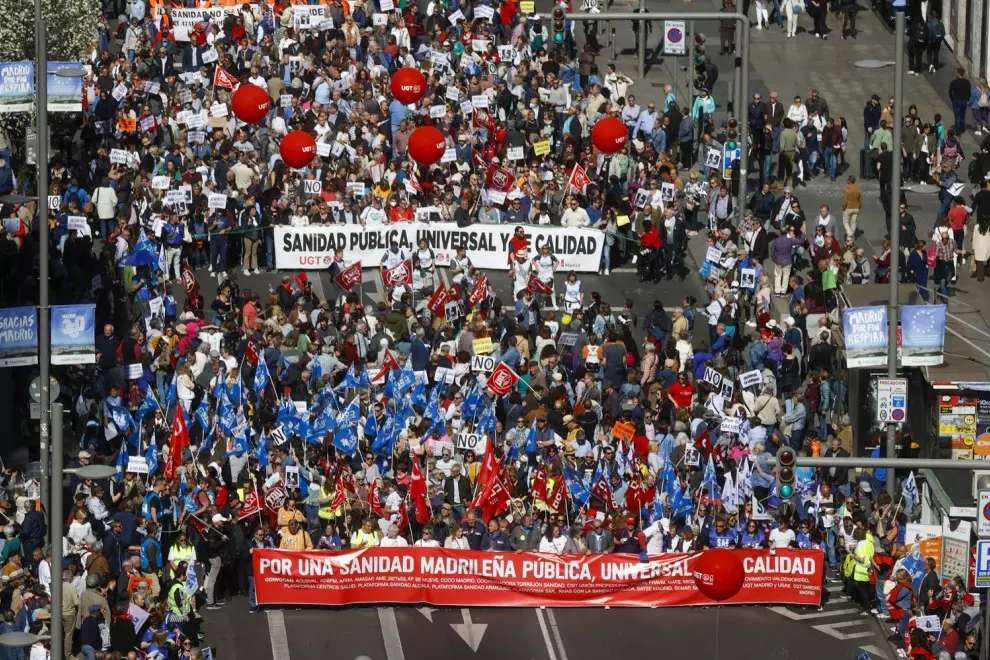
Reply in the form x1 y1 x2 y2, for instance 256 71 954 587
238 489 262 520
545 474 566 513
244 337 259 367
334 261 362 291
263 475 288 514
405 169 424 195
396 498 409 532
591 472 616 511
427 285 450 314
477 470 512 523
526 272 553 295
487 362 519 397
410 460 430 524
165 405 190 481
328 475 346 512
485 164 514 192
369 482 383 517
473 108 496 132
694 430 713 458
625 475 649 514
567 163 593 192
381 348 401 374
474 444 498 499
213 66 239 90
181 262 200 303
337 459 357 493
382 259 413 287
468 273 488 310
531 464 548 506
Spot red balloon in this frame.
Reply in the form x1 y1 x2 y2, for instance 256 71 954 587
391 67 427 105
231 84 271 124
591 117 629 154
280 131 317 169
693 549 745 602
407 126 447 166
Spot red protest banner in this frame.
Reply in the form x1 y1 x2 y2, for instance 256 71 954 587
239 490 262 520
487 362 519 397
468 273 488 310
526 272 553 295
334 261 362 291
252 548 824 608
382 259 412 288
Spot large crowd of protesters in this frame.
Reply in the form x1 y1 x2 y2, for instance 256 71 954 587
0 0 986 660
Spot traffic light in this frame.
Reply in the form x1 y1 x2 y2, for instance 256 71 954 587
775 446 796 499
693 33 707 90
726 118 738 151
552 7 567 44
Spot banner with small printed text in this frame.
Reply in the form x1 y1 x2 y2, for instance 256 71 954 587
252 547 823 608
0 307 38 367
274 223 605 273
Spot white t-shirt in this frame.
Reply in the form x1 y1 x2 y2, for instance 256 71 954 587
381 536 409 547
769 528 796 549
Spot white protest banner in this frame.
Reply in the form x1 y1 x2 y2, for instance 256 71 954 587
447 9 465 23
125 363 143 379
201 48 219 64
444 301 460 323
471 95 489 109
109 149 128 164
471 354 497 373
433 366 454 385
112 83 128 101
498 46 516 61
739 370 763 389
140 116 156 132
316 142 332 157
48 195 60 210
380 0 394 10
430 104 447 118
507 146 524 161
702 366 723 389
332 141 346 157
208 193 228 210
303 180 323 195
720 417 741 434
441 148 458 163
752 492 773 521
445 86 460 101
67 216 91 236
683 446 701 467
127 456 149 474
474 5 494 19
454 432 488 455
487 190 507 205
705 246 723 264
285 465 300 489
280 94 293 108
915 615 941 633
160 7 232 41
373 13 388 26
186 114 206 129
151 176 170 190
275 224 605 272
459 100 474 116
209 104 229 117
166 190 185 205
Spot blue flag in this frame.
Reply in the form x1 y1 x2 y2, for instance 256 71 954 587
253 359 271 395
364 411 379 439
201 425 216 456
526 420 538 455
310 356 323 382
114 440 129 481
371 417 398 456
564 466 591 506
226 425 249 456
194 399 210 431
336 396 362 429
411 380 428 409
145 440 159 476
337 365 370 391
163 379 177 412
256 435 269 468
660 461 676 495
185 560 199 594
461 385 482 419
670 475 695 520
135 387 159 420
384 366 415 399
105 400 134 433
217 390 237 435
703 456 722 502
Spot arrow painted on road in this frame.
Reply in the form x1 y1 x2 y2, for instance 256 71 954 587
416 607 436 623
450 609 487 652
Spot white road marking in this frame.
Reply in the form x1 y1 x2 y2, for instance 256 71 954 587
266 610 291 660
415 607 436 622
811 620 876 640
534 608 558 660
768 605 860 620
377 607 406 660
449 608 488 652
545 609 569 660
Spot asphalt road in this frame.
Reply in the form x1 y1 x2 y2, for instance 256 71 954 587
201 576 893 660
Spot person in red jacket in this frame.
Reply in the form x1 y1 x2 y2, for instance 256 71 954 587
638 220 663 282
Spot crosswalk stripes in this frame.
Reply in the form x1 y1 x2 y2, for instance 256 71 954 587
769 580 892 659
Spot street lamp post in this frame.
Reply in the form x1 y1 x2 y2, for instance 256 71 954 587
35 9 51 528
886 3 906 499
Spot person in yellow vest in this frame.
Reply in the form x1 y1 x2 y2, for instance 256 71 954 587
850 527 877 614
463 450 481 487
279 519 313 550
351 518 381 548
317 479 344 524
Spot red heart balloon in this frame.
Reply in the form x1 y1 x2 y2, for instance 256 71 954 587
391 67 427 105
693 549 745 602
591 116 629 155
231 84 271 124
407 126 447 166
280 131 317 169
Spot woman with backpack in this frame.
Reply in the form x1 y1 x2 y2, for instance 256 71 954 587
906 20 928 76
969 78 990 137
887 568 915 645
